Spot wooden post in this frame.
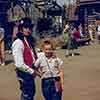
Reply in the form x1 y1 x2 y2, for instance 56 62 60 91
84 8 88 33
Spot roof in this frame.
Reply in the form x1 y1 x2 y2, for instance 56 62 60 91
79 0 100 5
80 0 96 2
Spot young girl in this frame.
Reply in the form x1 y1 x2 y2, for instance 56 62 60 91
65 25 78 57
34 39 64 100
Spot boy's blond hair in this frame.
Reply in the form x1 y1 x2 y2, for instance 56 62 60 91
41 38 56 50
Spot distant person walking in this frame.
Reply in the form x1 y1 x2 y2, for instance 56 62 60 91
97 23 100 44
88 24 94 42
0 27 5 66
64 25 78 57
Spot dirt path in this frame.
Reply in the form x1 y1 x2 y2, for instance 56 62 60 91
0 44 100 100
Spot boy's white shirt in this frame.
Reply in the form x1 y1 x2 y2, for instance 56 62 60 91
12 39 35 74
34 52 63 79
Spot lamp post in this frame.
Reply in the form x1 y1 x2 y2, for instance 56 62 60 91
84 8 88 32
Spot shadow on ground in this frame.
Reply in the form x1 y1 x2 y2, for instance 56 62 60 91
5 60 13 65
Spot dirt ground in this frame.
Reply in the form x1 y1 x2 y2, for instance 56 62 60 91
0 43 100 100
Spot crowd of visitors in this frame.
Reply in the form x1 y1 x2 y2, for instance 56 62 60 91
0 17 100 63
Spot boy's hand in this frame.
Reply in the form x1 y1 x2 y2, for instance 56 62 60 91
61 82 64 91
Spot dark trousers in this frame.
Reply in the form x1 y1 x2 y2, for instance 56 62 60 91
42 77 62 100
98 35 100 44
4 36 12 51
16 70 35 100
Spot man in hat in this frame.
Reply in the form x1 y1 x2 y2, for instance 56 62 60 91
12 17 41 100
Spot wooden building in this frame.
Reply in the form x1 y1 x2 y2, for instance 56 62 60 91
0 0 36 25
76 0 100 31
0 0 10 26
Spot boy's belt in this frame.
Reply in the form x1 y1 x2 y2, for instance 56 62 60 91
42 76 60 81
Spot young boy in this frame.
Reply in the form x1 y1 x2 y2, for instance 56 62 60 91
34 39 64 100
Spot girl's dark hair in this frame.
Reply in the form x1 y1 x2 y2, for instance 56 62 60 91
16 32 37 59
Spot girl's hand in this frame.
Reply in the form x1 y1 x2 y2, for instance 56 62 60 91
34 70 42 78
61 81 64 91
